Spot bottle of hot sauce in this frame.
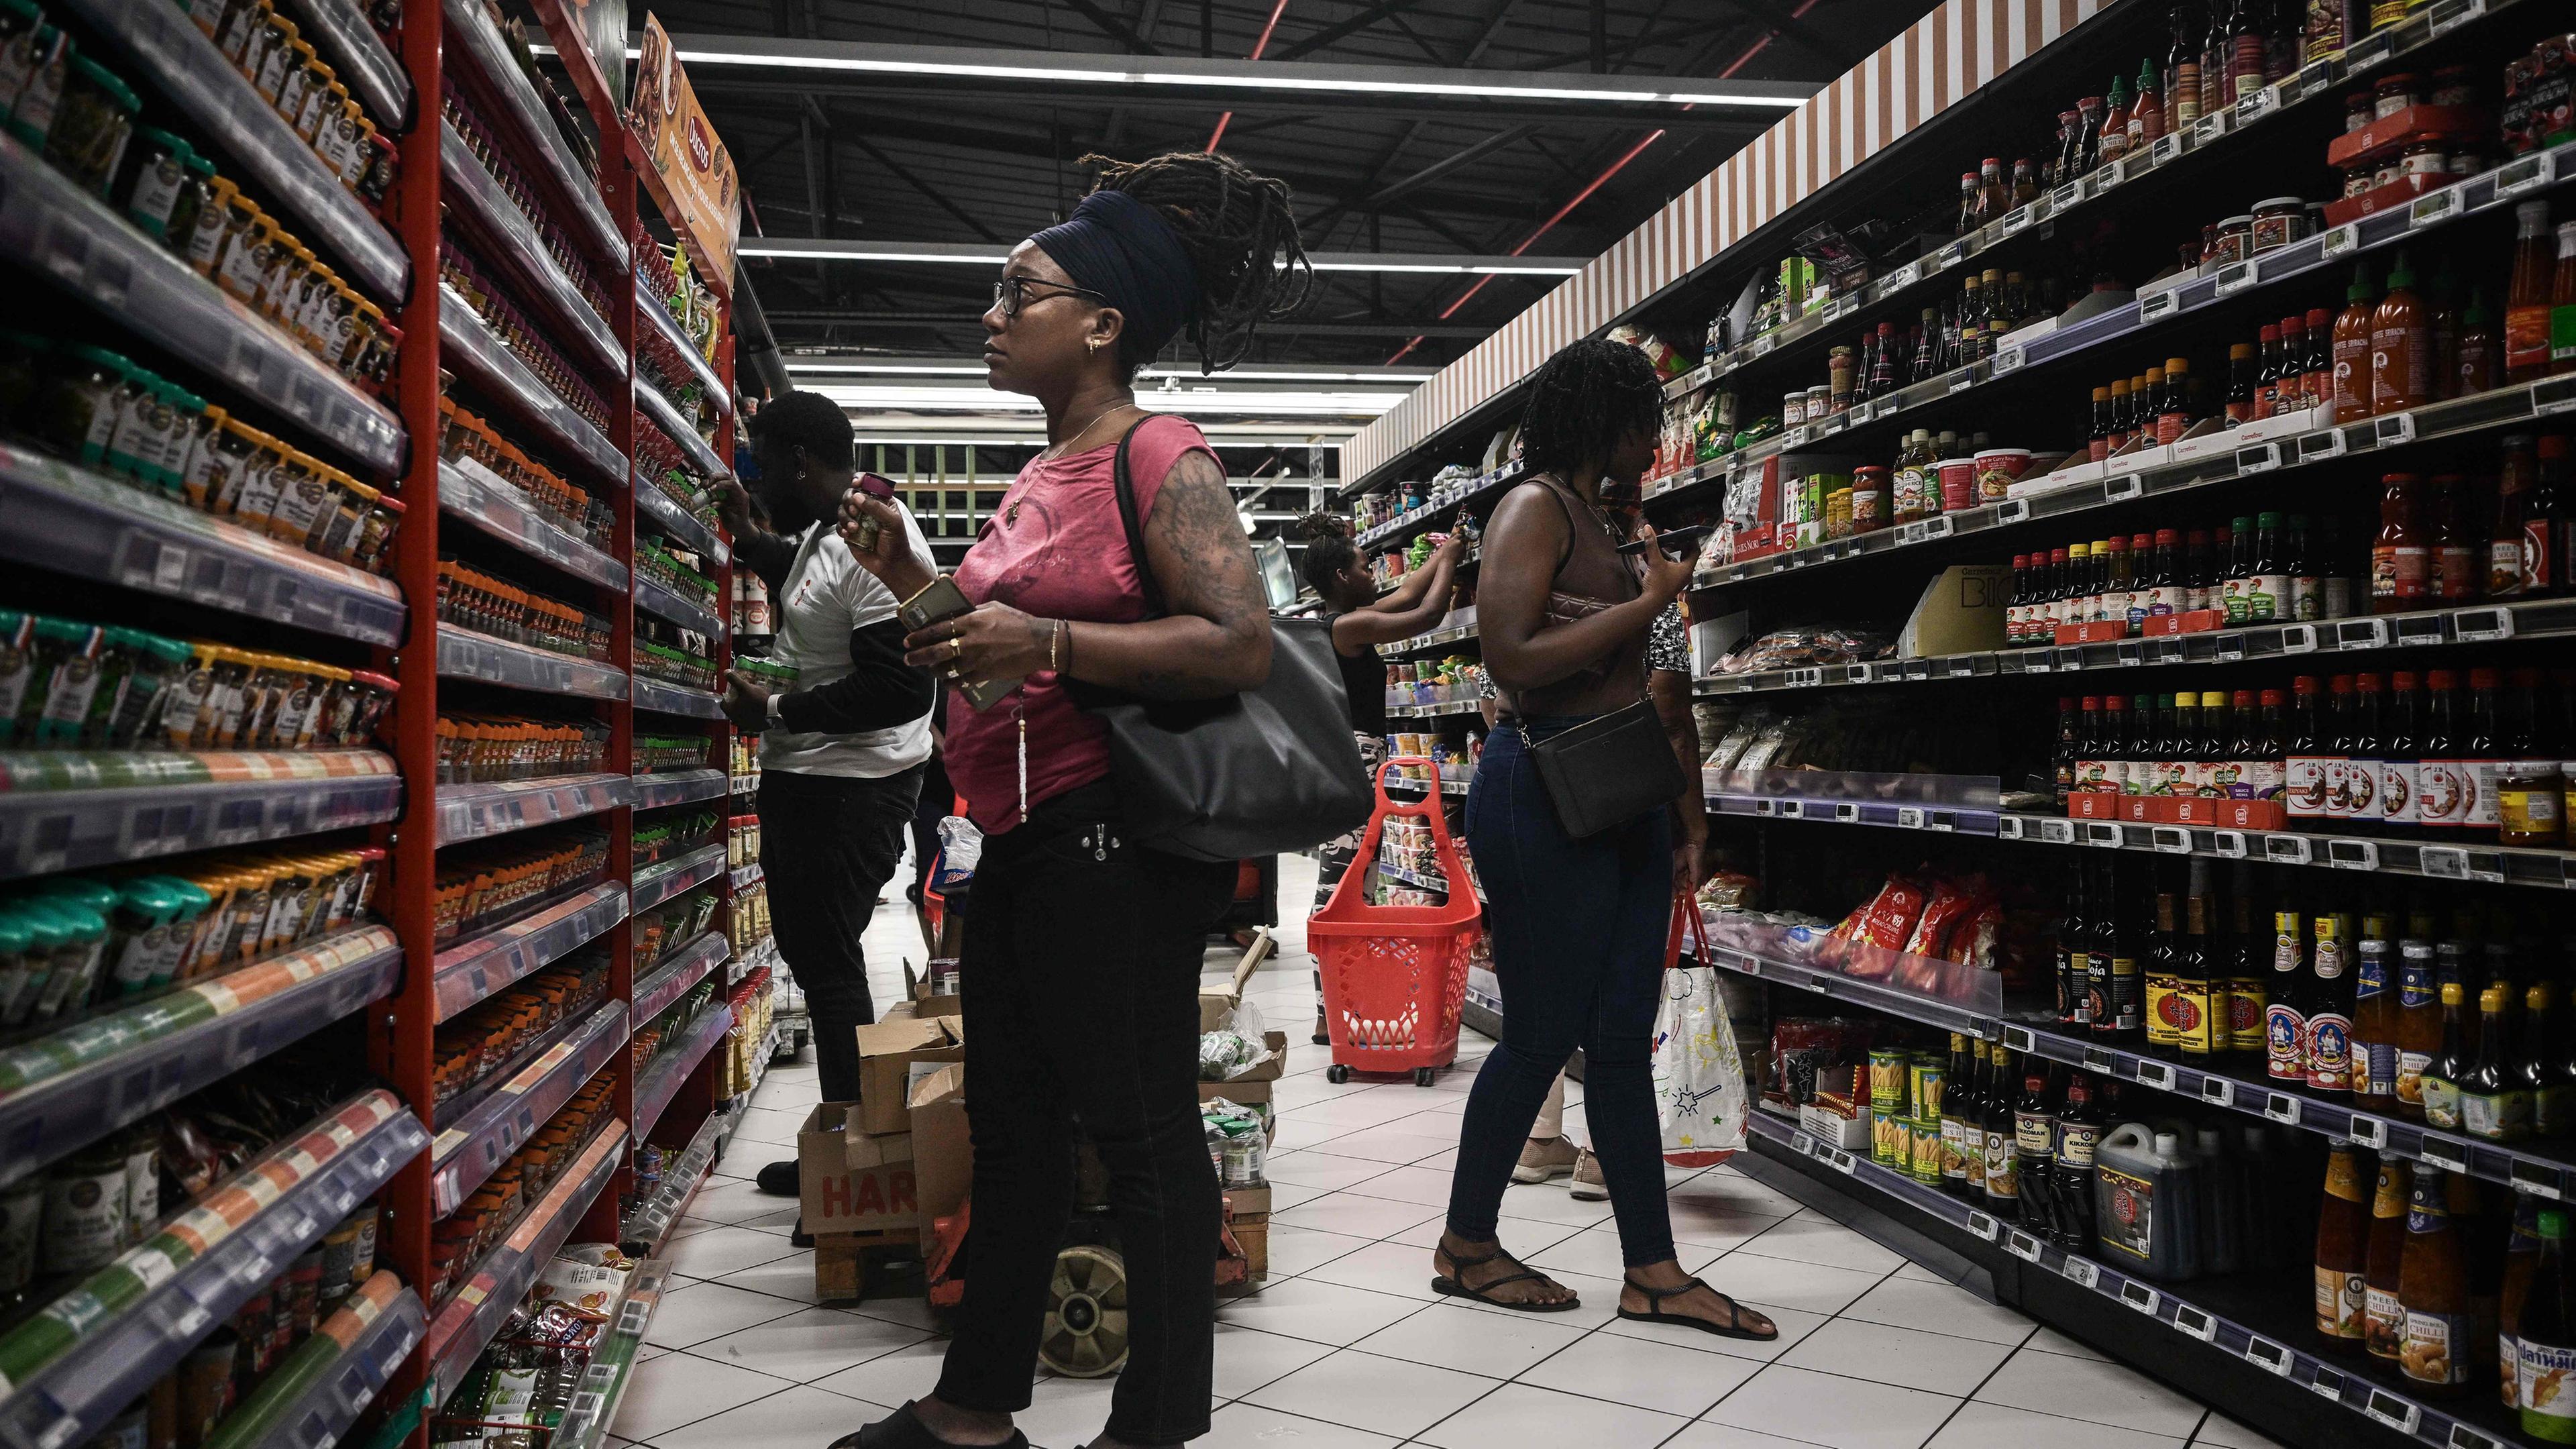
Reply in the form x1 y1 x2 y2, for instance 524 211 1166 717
2334 264 2380 423
2457 286 2501 398
2429 474 2479 604
2372 473 2430 614
2305 305 2338 417
2507 203 2555 386
2155 361 2189 445
2134 59 2165 147
2364 1157 2414 1362
2490 434 2538 600
2372 251 2433 417
2251 323 2284 419
2552 220 2576 376
2168 1 2203 133
2226 341 2259 425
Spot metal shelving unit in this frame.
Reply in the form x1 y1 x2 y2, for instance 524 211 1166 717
433 773 635 845
421 1121 627 1401
635 574 725 635
633 932 730 1024
439 458 629 590
431 883 631 1022
633 678 727 720
437 623 631 700
633 842 728 912
439 121 625 374
545 1260 671 1449
437 0 625 264
429 1000 629 1213
633 1002 734 1141
274 0 410 125
633 378 729 481
0 753 403 879
439 288 627 485
635 480 730 564
637 284 731 418
246 1278 428 1449
632 767 729 808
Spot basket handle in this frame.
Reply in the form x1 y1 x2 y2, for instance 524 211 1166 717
1373 754 1474 903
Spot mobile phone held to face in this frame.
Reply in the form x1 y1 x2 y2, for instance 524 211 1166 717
1615 521 1714 557
845 474 900 551
900 576 1020 710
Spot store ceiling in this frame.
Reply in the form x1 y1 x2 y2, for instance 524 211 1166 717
653 0 1942 375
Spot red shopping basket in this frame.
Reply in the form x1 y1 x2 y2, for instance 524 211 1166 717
1305 757 1483 1085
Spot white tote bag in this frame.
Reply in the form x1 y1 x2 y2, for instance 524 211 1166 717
1654 904 1748 1166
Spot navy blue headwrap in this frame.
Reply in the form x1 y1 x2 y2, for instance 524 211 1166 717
1027 190 1200 363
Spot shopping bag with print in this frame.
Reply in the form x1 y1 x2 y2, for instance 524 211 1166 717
1654 898 1746 1166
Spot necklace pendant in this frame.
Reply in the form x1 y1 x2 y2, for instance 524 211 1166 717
1006 500 1020 527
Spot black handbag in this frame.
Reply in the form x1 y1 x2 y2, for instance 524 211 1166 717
1081 423 1375 862
1527 696 1688 838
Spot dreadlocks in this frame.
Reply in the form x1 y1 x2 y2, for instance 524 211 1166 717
1081 151 1311 374
1295 511 1359 597
1515 337 1665 478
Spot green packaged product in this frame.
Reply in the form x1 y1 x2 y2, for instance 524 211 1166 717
44 54 137 197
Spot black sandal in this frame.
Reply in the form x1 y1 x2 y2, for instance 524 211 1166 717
1617 1273 1780 1341
1431 1241 1580 1312
831 1401 1032 1449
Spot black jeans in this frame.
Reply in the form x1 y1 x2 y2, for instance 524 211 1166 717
906 751 953 906
756 765 924 1103
933 782 1234 1446
1444 720 1678 1268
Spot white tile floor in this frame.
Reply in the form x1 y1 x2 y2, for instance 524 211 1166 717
615 854 2284 1449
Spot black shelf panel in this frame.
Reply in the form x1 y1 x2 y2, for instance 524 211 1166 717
632 767 726 808
0 926 400 1183
249 1276 426 1449
439 288 627 486
431 881 629 1023
421 1120 625 1401
437 623 629 700
433 773 634 846
429 998 627 1214
635 1000 733 1142
632 678 724 720
439 457 627 592
636 282 731 420
633 931 729 1025
58 0 408 301
633 843 727 912
0 441 405 643
0 1091 428 1449
634 377 729 482
635 574 724 637
0 135 407 474
1993 813 2576 890
0 752 403 881
439 0 625 266
635 480 729 566
439 121 625 375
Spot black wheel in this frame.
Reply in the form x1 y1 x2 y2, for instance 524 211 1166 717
1414 1067 1438 1087
1038 1244 1130 1378
1326 1064 1351 1083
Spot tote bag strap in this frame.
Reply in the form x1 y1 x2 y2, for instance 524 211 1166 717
1109 419 1170 620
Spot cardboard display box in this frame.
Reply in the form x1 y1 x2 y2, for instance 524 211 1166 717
1229 1212 1268 1281
908 1063 973 1254
798 1104 921 1236
1198 933 1273 1032
855 1016 965 1134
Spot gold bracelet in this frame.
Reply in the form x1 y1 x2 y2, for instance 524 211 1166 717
1051 619 1066 672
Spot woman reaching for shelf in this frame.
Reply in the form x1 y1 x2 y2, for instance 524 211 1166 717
1433 336 1774 1342
828 150 1309 1449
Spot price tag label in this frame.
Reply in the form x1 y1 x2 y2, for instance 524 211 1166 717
2453 607 2515 642
2363 1391 2421 1435
2063 1258 2100 1289
2121 1281 2161 1316
2086 822 2123 847
2348 1115 2388 1148
2343 31 2395 74
1938 240 1970 270
2027 653 2051 673
2315 226 2358 266
1785 426 1812 447
2004 1026 2037 1053
2000 205 2033 235
1966 1210 2001 1240
1835 802 1860 822
2106 474 2143 501
2265 834 2314 865
2409 188 2460 229
2300 427 2350 462
2263 1093 2302 1124
2151 826 2192 853
2311 1366 2348 1402
2214 260 2259 297
2496 150 2557 198
2511 1160 2566 1200
2281 624 2319 654
1991 344 2024 377
1827 1148 1858 1174
2040 819 2076 844
2419 845 2472 879
1898 521 1927 545
1997 816 2027 840
2420 1142 2468 1175
2335 617 2392 650
2212 830 2249 858
2006 1230 2045 1263
2235 86 2276 124
2427 0 2484 32
2082 1046 2114 1075
2137 1061 2177 1090
1996 498 2029 525
2237 443 2281 474
2328 839 2381 871
2139 288 2179 323
2245 1337 2295 1376
1950 370 1978 394
2538 375 2576 417
2151 132 2186 166
2193 110 2231 146
1884 262 1921 294
2453 1425 2508 1449
2202 1076 2237 1106
1751 335 1777 359
1791 1130 1817 1157
1897 807 1926 829
2375 412 2418 447
2176 1303 2219 1342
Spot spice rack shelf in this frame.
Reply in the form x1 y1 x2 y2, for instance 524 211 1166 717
728 936 778 987
631 679 726 721
637 284 730 419
0 926 401 1181
0 752 403 880
1992 813 2576 890
1355 461 1525 550
631 767 727 810
246 1276 427 1449
634 574 724 637
0 133 407 474
728 861 762 891
437 0 625 266
429 1000 629 1213
439 122 625 374
431 883 631 1022
622 1108 724 1252
544 1260 669 1449
439 458 629 590
633 932 730 1026
273 0 409 126
1381 777 1470 798
437 623 631 700
438 287 626 486
1387 699 1481 719
421 1120 627 1402
1376 622 1481 657
634 1002 734 1142
633 842 728 912
0 443 407 644
433 773 635 846
60 0 409 300
634 378 729 482
635 482 729 566
0 1090 428 1449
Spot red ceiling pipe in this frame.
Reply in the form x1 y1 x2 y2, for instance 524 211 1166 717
1207 0 1296 150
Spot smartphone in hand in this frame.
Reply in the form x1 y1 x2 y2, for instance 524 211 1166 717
1615 521 1715 557
900 576 1020 710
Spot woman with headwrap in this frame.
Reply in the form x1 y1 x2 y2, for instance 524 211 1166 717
832 152 1309 1449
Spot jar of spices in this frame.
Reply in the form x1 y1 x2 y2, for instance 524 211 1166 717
2372 73 2424 119
2210 215 2254 266
1827 345 1856 407
217 0 270 64
2249 197 2308 254
5 11 66 150
249 16 301 104
162 151 216 261
46 57 139 197
2400 139 2449 179
2498 761 2564 846
1851 466 1886 531
291 61 335 142
109 127 194 240
2343 91 2375 133
270 40 317 127
1805 383 1831 421
2429 65 2475 108
2445 148 2484 176
1780 389 1807 427
2341 164 2374 199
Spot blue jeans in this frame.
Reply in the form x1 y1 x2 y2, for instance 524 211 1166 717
1445 718 1678 1268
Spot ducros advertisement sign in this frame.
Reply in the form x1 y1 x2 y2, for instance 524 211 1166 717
629 13 741 281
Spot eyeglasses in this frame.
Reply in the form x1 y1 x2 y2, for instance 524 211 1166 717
991 276 1107 318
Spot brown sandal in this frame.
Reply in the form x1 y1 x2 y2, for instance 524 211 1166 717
1618 1273 1779 1340
1431 1241 1580 1312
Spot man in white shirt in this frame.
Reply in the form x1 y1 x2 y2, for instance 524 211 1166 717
718 392 937 1197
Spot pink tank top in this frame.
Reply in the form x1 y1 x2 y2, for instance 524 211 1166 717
945 415 1213 833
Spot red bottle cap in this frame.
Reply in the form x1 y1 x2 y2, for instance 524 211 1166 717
2470 667 2500 689
2261 690 2287 706
2234 690 2256 706
2155 528 2180 545
2357 674 2382 692
2427 669 2458 689
2294 676 2320 694
2392 672 2419 690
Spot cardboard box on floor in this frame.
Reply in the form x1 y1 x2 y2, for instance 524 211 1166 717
900 959 963 1019
854 1014 964 1134
1199 1030 1289 1108
1198 932 1273 1032
908 1063 972 1253
797 1104 920 1236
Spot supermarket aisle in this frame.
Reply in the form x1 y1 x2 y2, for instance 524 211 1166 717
613 856 2276 1449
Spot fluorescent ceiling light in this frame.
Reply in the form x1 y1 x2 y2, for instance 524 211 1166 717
814 383 1404 417
787 358 1437 383
626 39 1811 109
738 239 1584 275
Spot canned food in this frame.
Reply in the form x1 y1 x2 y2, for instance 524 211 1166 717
1867 1048 1908 1112
1870 1108 1904 1166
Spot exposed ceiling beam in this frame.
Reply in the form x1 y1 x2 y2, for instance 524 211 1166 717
1274 0 1426 60
1058 0 1165 53
655 34 1816 113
